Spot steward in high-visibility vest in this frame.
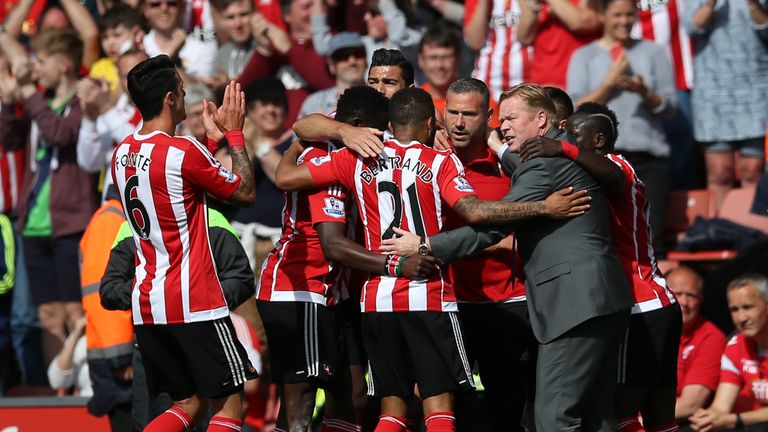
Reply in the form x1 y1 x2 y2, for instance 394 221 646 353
79 198 133 419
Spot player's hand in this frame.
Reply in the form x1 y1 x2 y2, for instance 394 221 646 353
339 124 384 158
380 227 420 256
519 136 563 162
542 187 591 219
487 128 504 154
399 254 437 279
217 81 246 134
689 408 719 432
433 129 452 151
203 100 225 142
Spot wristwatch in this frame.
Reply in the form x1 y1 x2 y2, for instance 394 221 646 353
418 236 430 256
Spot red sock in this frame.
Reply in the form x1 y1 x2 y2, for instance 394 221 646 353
648 422 679 432
374 415 408 432
618 417 645 432
425 412 455 432
207 416 243 431
145 406 193 432
322 418 362 431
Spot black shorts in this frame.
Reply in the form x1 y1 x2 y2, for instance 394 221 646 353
257 300 340 385
362 311 475 400
23 234 82 304
134 317 258 401
617 303 682 388
332 298 365 367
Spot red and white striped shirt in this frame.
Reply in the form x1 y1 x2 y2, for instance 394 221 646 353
257 143 350 306
607 154 676 314
112 130 241 325
632 0 694 90
466 0 532 99
306 139 477 313
0 147 24 216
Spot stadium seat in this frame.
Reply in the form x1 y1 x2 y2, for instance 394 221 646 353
663 189 716 245
666 188 767 264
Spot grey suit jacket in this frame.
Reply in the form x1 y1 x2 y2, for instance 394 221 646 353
431 129 632 343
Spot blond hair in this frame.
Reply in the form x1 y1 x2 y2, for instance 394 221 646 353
31 29 84 76
499 83 558 128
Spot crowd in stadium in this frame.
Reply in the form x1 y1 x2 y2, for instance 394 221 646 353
0 0 767 430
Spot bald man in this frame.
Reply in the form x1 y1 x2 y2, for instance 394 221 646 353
668 266 727 422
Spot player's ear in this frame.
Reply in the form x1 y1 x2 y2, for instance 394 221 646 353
595 133 606 150
166 91 175 107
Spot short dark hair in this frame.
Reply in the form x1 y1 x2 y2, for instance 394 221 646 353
389 87 434 129
370 49 414 86
127 55 180 121
576 102 620 148
447 78 490 111
244 77 287 110
598 0 636 12
335 86 389 132
418 22 461 55
543 86 574 124
99 3 143 31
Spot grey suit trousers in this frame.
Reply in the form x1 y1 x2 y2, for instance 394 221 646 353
535 309 629 432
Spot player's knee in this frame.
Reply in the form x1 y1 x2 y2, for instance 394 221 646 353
174 396 202 419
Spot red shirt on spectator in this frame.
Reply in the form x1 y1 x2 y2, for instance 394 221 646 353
531 1 601 89
677 317 726 396
720 333 768 412
631 0 693 90
443 145 526 303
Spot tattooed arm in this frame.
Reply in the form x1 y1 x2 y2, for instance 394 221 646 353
451 189 589 225
204 81 256 206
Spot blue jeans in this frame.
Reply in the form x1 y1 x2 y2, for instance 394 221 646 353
10 229 47 386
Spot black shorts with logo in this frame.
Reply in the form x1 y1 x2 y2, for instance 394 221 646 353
134 316 258 401
362 311 475 400
617 303 682 388
257 300 340 385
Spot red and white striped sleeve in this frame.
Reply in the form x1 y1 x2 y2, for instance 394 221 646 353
180 137 241 200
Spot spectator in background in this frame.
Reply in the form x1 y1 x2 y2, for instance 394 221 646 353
517 0 601 89
228 78 291 276
667 266 726 424
311 0 421 68
2 0 101 67
632 0 700 190
77 47 147 202
88 3 145 95
142 0 218 78
464 0 532 99
210 0 259 85
567 0 676 252
298 32 367 117
238 0 336 124
0 29 98 369
690 274 768 431
683 0 768 200
180 82 214 144
47 316 90 396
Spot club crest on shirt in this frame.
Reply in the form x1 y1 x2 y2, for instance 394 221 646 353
323 197 345 218
218 166 237 183
682 344 695 360
310 155 331 166
743 359 760 375
453 176 475 193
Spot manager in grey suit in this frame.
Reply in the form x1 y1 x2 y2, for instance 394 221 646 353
397 84 633 431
